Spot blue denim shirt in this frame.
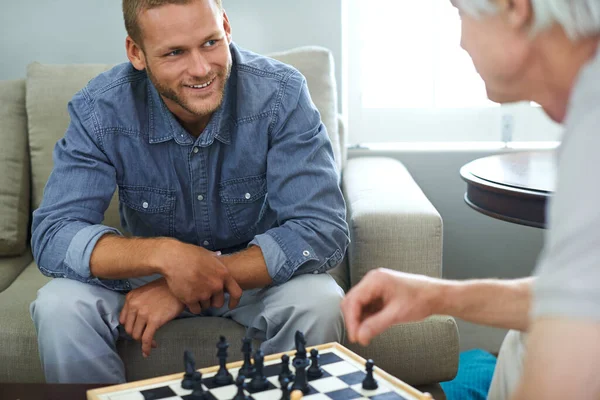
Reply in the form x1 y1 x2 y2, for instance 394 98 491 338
31 43 349 292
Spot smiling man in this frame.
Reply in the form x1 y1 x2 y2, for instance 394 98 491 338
29 0 349 384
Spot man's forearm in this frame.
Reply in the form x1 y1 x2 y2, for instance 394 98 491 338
220 246 272 290
433 277 534 331
90 234 171 279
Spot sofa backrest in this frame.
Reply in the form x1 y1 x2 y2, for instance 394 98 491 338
0 80 30 257
24 46 343 232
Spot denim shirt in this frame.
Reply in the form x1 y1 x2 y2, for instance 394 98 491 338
31 43 349 292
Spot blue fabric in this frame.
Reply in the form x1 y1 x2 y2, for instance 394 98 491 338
31 42 349 291
440 349 497 400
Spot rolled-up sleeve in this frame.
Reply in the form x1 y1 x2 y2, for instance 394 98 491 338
249 71 349 285
31 90 127 291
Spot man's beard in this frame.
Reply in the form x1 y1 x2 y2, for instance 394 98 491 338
146 62 231 117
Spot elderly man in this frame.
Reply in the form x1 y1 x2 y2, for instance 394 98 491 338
342 1 600 399
30 0 349 384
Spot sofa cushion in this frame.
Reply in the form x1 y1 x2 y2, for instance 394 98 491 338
0 80 30 257
0 251 33 294
26 63 122 230
0 261 51 383
269 47 342 172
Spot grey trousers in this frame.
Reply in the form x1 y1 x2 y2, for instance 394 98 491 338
487 330 527 400
30 273 345 384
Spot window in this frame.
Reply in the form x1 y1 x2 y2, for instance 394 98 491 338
343 0 563 145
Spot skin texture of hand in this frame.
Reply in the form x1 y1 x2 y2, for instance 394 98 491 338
159 240 243 314
341 268 439 346
119 278 185 357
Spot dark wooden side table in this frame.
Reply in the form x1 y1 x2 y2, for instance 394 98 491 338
460 151 556 228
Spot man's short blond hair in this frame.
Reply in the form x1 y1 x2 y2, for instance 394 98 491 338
123 0 223 45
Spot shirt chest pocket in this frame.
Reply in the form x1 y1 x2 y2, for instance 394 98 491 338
219 174 268 240
119 186 176 238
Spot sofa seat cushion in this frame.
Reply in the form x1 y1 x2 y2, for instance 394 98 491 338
0 261 51 383
0 80 30 257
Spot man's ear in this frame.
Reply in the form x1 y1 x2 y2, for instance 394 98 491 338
504 0 533 31
222 10 232 44
126 36 147 71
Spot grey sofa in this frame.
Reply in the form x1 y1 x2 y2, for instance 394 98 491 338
0 47 458 390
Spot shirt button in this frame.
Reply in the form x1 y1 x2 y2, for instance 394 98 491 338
197 195 204 201
303 250 310 257
193 147 199 154
244 193 251 200
203 240 210 246
142 201 149 209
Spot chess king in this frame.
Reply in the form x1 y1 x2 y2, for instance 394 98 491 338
29 0 349 384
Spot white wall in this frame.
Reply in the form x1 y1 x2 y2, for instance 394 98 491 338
0 0 343 106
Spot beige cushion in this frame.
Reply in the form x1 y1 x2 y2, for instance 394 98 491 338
0 251 33 294
268 47 343 172
26 63 122 230
0 80 30 256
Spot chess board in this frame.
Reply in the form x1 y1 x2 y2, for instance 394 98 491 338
87 343 432 400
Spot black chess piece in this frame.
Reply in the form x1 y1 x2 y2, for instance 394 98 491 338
307 348 323 379
279 376 291 400
249 349 270 391
213 336 234 386
190 370 206 400
233 374 250 400
293 331 307 362
362 359 378 390
278 354 294 383
291 355 310 394
182 350 196 389
239 337 256 379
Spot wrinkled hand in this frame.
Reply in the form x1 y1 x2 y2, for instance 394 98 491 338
120 278 185 357
159 240 242 314
341 269 439 346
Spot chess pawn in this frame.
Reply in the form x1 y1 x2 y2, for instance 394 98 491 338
307 349 323 379
233 374 249 400
279 354 294 383
362 359 378 390
280 377 291 400
190 371 206 399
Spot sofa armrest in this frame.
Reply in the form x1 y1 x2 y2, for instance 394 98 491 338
342 157 443 283
342 157 458 385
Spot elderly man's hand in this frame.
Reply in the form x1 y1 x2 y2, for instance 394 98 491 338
119 278 185 358
341 269 440 346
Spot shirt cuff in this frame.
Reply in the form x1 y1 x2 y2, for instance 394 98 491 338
65 225 122 279
249 231 318 285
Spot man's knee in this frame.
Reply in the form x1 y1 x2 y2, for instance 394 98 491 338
31 278 122 328
286 274 344 320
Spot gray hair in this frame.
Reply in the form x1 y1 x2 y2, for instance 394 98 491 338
455 0 600 40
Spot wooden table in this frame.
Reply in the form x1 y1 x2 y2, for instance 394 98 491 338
0 382 446 400
0 383 105 400
460 151 556 228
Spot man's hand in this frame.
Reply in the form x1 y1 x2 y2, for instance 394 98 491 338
158 240 243 314
341 268 439 346
119 278 185 357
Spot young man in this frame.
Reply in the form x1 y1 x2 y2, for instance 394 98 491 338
342 1 600 399
30 0 349 384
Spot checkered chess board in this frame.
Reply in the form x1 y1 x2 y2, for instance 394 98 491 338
87 343 432 400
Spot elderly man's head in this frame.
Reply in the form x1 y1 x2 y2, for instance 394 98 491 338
451 0 600 120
